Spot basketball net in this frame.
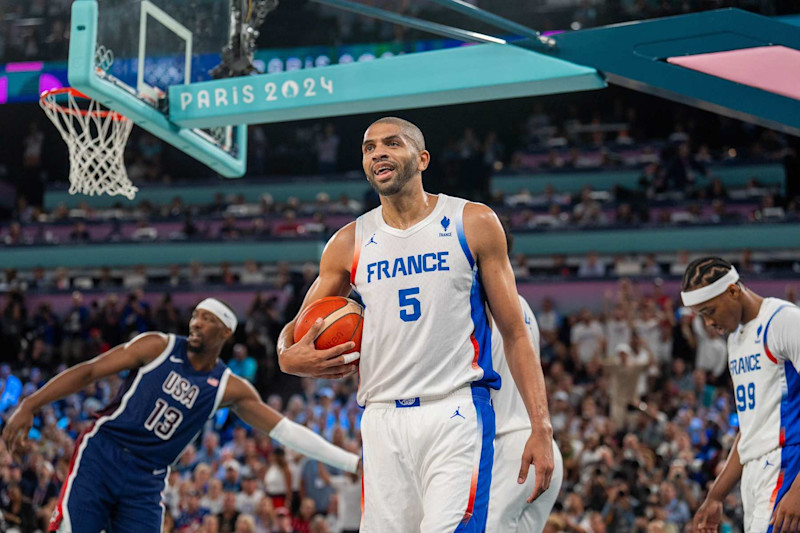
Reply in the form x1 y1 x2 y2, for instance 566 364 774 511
40 87 138 200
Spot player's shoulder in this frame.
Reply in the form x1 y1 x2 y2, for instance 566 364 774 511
123 331 172 366
462 201 502 235
462 199 496 219
322 221 356 256
764 298 800 329
125 331 170 351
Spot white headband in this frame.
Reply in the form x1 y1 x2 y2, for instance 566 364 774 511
681 266 740 307
196 298 238 331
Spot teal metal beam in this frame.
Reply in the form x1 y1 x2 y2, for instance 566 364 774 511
169 43 605 129
546 9 800 136
425 0 553 48
310 0 506 45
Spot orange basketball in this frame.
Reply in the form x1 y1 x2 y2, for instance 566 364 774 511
293 296 363 354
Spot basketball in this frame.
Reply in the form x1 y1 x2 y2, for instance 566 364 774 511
293 296 364 354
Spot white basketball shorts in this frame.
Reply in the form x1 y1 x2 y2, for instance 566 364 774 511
741 444 800 533
360 385 495 533
486 432 563 533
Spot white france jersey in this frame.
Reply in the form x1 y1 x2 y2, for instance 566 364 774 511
351 194 500 406
728 297 800 463
491 295 539 436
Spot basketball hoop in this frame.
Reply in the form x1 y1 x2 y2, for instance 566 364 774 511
40 87 138 200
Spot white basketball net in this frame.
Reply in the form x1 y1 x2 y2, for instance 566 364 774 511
40 89 138 200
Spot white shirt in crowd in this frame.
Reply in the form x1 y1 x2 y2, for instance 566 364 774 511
605 318 631 358
571 319 605 363
264 464 288 495
330 475 362 532
236 488 265 516
693 315 728 377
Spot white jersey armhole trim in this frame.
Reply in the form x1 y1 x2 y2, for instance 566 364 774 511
211 368 233 416
350 217 363 288
140 334 176 374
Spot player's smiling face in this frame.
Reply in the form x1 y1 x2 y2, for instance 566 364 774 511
188 308 230 353
362 123 428 196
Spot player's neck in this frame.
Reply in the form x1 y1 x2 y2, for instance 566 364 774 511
740 290 764 325
187 350 219 372
379 184 437 230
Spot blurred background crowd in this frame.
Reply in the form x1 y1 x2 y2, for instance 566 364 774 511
1 273 798 532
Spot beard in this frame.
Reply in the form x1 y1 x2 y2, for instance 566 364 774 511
187 340 204 353
366 158 416 197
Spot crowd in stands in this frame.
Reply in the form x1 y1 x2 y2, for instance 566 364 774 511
1 155 795 250
3 267 800 531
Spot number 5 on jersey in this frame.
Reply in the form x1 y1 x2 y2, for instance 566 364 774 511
399 287 421 322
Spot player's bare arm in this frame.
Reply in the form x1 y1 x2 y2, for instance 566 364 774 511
223 373 360 473
463 202 554 502
2 332 167 456
223 373 288 430
277 222 358 379
694 432 743 533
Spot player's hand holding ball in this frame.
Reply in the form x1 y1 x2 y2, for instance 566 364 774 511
283 297 363 379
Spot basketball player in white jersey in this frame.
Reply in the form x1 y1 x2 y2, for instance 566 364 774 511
684 257 800 533
487 292 563 532
277 117 554 532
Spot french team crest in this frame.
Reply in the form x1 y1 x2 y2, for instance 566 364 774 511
439 215 452 237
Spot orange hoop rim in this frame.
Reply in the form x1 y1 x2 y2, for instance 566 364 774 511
40 87 129 121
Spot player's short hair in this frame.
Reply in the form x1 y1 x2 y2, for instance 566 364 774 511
681 256 735 292
369 117 426 152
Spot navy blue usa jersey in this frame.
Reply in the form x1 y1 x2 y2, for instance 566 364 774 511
94 334 230 468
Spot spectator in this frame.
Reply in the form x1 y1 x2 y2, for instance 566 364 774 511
175 489 209 531
120 289 151 335
571 308 605 365
660 481 691 530
682 313 727 380
325 462 361 533
292 497 316 533
1 483 37 532
68 221 91 243
122 265 148 290
273 507 295 533
236 475 264 516
578 252 606 278
273 211 302 238
264 448 292 510
61 291 89 364
222 460 242 492
217 491 240 533
253 497 275 533
316 124 340 174
234 513 256 533
240 260 266 285
201 479 225 515
131 219 158 241
603 343 651 429
196 432 221 467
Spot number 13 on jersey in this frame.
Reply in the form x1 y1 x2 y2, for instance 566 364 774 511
399 287 421 322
